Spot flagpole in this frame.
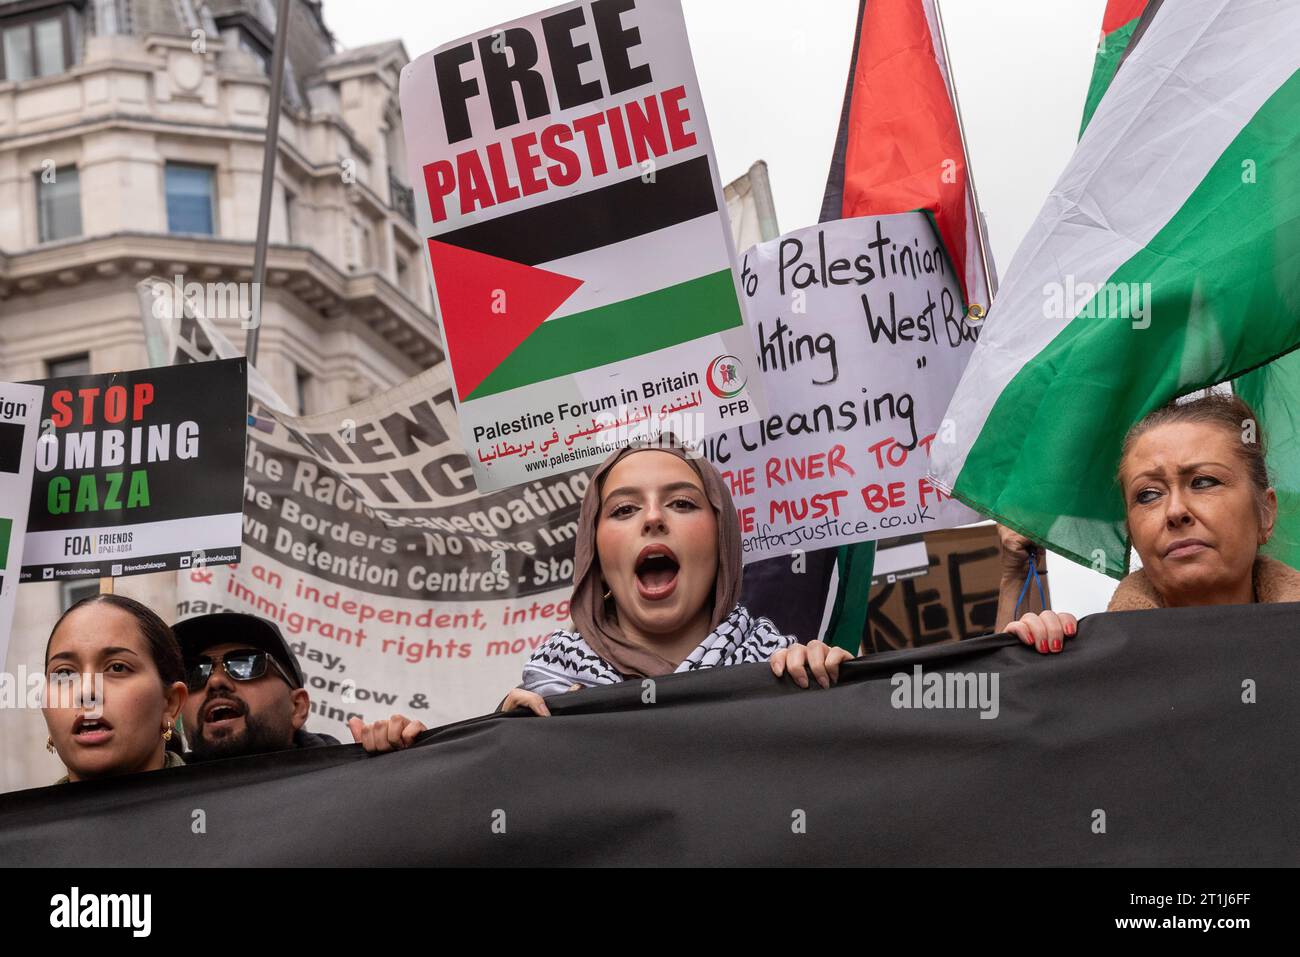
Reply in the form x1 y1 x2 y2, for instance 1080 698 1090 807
934 0 998 306
245 0 292 364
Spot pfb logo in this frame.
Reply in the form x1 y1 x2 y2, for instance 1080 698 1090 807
706 355 746 399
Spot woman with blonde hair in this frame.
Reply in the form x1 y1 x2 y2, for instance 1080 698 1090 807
998 393 1300 652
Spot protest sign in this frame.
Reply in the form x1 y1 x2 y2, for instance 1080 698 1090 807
700 214 982 561
871 533 931 585
142 284 581 731
137 276 290 414
400 0 766 490
725 160 779 250
863 524 1050 653
0 382 43 666
174 365 585 735
19 360 246 583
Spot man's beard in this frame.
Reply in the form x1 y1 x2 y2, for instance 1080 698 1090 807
188 707 293 762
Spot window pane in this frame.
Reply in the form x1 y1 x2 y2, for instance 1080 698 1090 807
61 580 99 611
3 26 34 82
239 34 268 74
295 369 312 415
47 353 90 378
34 18 64 77
37 167 82 242
166 165 215 235
284 191 295 243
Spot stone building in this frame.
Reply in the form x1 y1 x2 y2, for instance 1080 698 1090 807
0 0 438 790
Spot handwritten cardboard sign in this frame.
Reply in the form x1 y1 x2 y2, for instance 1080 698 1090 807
702 213 982 561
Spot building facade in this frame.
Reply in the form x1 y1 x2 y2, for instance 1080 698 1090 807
0 0 439 790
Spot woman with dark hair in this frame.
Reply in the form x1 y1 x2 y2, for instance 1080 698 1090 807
43 594 188 783
500 439 851 715
997 393 1300 652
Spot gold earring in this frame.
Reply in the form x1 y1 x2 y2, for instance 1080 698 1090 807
46 736 55 754
162 721 174 742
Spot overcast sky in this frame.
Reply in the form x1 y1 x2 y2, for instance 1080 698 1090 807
327 0 1117 614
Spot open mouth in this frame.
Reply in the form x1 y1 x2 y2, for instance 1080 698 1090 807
635 545 680 601
72 714 114 745
204 700 245 728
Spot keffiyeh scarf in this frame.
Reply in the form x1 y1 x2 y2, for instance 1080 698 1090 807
522 604 795 697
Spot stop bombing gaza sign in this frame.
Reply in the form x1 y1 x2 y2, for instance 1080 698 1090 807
20 360 247 583
400 0 767 491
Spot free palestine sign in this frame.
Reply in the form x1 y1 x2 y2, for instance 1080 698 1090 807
400 0 766 490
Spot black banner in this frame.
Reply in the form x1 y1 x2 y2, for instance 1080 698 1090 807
2 602 1296 866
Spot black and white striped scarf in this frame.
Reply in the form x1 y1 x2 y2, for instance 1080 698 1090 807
521 604 795 697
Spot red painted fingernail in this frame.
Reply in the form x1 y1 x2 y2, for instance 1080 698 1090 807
1051 638 1062 652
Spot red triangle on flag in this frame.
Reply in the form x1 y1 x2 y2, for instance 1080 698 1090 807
426 240 584 401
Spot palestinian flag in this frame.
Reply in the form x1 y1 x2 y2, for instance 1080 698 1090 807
1234 358 1300 570
426 154 741 402
1079 0 1300 576
806 0 996 650
1078 0 1148 136
821 0 993 312
930 0 1300 578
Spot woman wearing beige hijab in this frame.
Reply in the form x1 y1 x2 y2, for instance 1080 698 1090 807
501 438 851 715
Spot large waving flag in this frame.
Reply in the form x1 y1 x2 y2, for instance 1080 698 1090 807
930 0 1300 578
1078 0 1149 135
1234 361 1300 567
1078 0 1300 576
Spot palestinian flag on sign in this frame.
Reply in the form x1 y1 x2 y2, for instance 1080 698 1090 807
930 0 1300 578
1078 0 1148 135
427 154 741 402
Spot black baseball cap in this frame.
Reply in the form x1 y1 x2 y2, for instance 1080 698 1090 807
172 612 305 689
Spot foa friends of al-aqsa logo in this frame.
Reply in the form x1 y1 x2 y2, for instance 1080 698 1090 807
59 530 135 560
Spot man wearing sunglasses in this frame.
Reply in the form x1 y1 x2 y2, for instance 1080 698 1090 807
174 612 425 760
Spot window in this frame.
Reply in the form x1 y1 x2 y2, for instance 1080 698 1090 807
46 353 89 378
351 221 374 271
395 254 410 294
165 163 216 235
284 189 296 243
60 580 98 611
237 32 269 74
1 12 70 82
295 368 312 416
215 13 272 77
36 166 81 242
